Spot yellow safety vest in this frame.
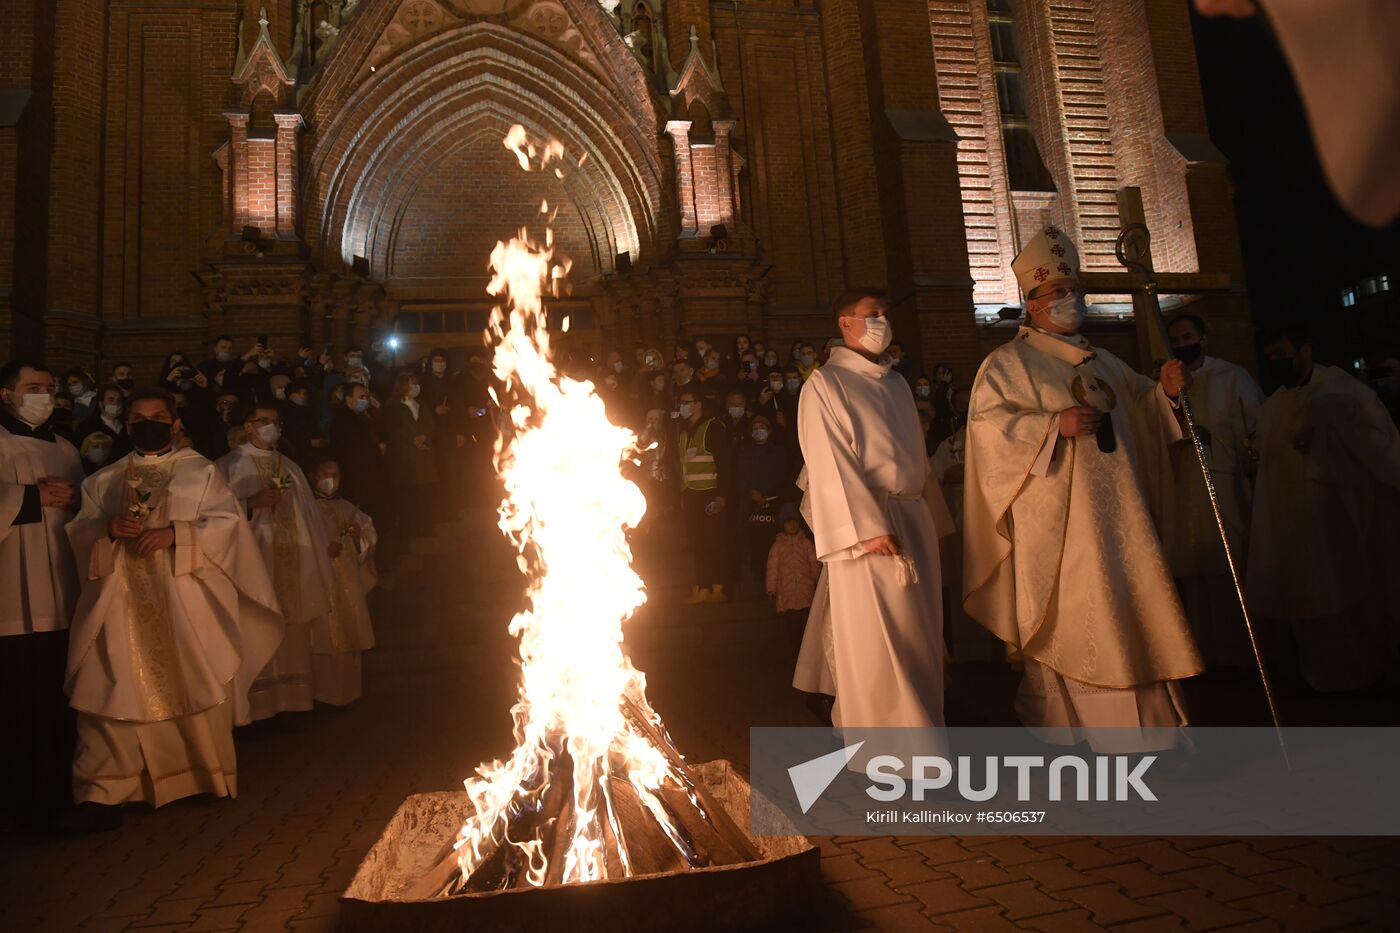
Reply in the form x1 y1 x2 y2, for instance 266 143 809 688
679 418 719 491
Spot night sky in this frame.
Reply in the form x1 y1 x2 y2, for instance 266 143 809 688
1189 7 1399 364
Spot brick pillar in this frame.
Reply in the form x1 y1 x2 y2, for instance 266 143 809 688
665 121 698 236
713 120 737 228
272 111 303 241
225 111 251 236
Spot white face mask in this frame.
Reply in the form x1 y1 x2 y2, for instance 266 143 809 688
255 423 281 445
290 394 308 407
785 378 800 393
612 361 624 373
915 385 931 398
751 428 769 443
1044 292 1087 332
678 402 694 420
316 476 339 496
258 357 273 370
728 406 746 420
86 445 111 465
273 387 286 400
103 401 122 419
15 392 55 427
407 383 421 399
768 380 783 393
215 349 233 363
852 315 893 354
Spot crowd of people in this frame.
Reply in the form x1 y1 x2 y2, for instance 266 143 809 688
4 231 1398 832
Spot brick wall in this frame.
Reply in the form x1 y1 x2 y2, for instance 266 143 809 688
389 135 599 285
2 0 1252 376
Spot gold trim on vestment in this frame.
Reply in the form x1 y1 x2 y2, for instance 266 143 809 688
121 457 194 720
254 451 302 622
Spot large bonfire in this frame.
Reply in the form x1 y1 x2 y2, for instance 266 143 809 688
421 126 754 897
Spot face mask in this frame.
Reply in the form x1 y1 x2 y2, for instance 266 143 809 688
432 361 447 374
215 349 232 363
258 357 273 370
1263 356 1298 389
800 354 814 366
214 372 225 387
15 392 55 427
347 357 363 369
752 428 769 443
116 377 134 390
407 383 421 399
728 406 746 420
68 381 84 395
764 356 777 368
678 403 694 420
651 380 665 392
705 359 719 371
290 394 308 407
103 401 122 419
605 378 618 389
1044 292 1086 332
768 380 783 393
254 423 282 445
129 420 173 453
316 476 339 496
273 387 286 400
786 378 801 393
86 446 111 465
177 379 194 392
352 398 370 413
612 361 624 373
851 315 893 354
1172 343 1203 365
915 385 931 398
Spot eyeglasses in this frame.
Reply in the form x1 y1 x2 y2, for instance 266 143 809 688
1034 285 1080 303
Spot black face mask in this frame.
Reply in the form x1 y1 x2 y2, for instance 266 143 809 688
1262 356 1298 389
129 420 173 453
116 377 135 390
1172 343 1203 365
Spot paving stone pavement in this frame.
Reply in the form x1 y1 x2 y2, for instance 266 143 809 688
1 515 1396 932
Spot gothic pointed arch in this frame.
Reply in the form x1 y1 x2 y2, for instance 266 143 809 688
298 0 672 293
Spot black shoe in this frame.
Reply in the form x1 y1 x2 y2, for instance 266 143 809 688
52 801 123 834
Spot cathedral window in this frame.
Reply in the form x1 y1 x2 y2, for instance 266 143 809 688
986 0 1055 193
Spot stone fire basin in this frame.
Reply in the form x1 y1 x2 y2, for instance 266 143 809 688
341 760 820 932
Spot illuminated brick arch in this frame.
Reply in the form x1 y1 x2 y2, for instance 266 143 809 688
301 5 671 292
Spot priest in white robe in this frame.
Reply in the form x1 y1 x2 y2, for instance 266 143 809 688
65 389 282 820
218 404 334 721
1247 326 1400 691
1162 313 1264 667
1 360 84 828
308 458 377 706
792 288 952 765
963 226 1204 752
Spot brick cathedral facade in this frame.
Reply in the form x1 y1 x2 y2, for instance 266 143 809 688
1 0 1252 378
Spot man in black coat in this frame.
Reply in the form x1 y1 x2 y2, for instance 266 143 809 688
329 382 384 517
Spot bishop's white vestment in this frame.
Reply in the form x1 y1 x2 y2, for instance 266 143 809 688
311 494 377 706
792 347 951 762
65 448 283 805
1247 365 1400 691
963 327 1203 750
218 444 334 720
1160 355 1263 667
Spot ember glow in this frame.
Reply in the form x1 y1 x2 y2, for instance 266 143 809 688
443 126 720 892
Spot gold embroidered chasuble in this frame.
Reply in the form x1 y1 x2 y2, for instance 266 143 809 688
962 326 1203 688
64 448 284 724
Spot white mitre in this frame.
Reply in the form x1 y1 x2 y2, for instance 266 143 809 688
1011 224 1080 296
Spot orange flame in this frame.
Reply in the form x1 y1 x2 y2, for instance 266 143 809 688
451 126 676 888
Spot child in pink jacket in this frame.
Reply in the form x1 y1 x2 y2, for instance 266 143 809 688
766 503 821 614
